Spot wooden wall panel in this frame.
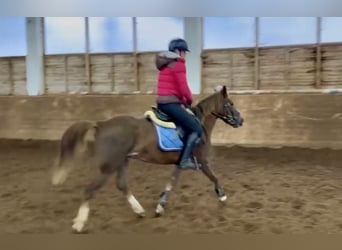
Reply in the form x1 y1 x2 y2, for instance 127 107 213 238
321 45 342 87
0 58 12 95
44 54 137 94
111 54 136 93
11 57 27 95
66 55 87 93
0 57 26 95
284 47 316 88
137 53 158 93
202 46 318 92
89 54 112 93
259 47 316 89
201 49 254 93
89 54 137 93
201 50 231 93
259 48 288 89
230 49 255 88
2 43 342 96
44 55 67 93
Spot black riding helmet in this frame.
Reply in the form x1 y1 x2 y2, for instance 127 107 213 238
168 38 190 52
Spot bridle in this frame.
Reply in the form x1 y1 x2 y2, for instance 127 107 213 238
211 102 236 124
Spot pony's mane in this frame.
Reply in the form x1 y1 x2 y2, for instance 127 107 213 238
193 91 222 121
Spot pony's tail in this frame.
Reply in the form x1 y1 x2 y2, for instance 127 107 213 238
51 121 97 186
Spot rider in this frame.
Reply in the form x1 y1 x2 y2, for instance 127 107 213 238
155 38 203 170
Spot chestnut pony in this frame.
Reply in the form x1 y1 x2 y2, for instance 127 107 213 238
51 85 244 233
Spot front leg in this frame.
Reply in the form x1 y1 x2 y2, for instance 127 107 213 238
200 161 227 202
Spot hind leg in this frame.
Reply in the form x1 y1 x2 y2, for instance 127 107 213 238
116 160 145 217
155 167 181 216
72 140 118 233
72 167 112 233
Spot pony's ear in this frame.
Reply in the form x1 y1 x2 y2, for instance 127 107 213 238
221 85 228 98
214 85 223 93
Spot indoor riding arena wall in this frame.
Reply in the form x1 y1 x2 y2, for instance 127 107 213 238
0 93 342 149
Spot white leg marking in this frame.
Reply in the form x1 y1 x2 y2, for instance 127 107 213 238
127 194 145 215
155 204 165 215
72 202 90 232
219 195 227 202
51 168 69 186
155 183 172 215
165 183 172 191
127 152 139 157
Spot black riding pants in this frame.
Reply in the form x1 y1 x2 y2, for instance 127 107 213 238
157 103 202 137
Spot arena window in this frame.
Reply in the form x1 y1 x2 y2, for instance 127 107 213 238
0 17 26 57
88 17 134 53
203 17 256 49
321 17 342 43
44 17 86 55
135 17 184 52
258 17 317 47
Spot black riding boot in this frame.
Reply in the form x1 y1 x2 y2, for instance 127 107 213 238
177 132 201 170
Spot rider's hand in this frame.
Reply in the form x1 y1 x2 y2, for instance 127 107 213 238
184 103 192 110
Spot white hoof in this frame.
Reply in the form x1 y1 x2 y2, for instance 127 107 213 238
155 204 165 215
51 168 68 186
127 194 145 216
72 202 89 233
72 220 85 233
219 195 227 202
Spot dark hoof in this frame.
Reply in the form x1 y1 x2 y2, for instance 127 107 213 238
155 212 163 218
71 227 89 234
137 212 146 218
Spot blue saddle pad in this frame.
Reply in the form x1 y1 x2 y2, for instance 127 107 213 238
154 124 184 151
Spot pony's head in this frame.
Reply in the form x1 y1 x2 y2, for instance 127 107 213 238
212 85 244 128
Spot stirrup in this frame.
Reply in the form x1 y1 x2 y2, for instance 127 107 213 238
178 156 200 171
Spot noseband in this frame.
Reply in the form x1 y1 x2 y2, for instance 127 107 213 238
211 103 235 124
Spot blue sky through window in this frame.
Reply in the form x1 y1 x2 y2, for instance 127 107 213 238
0 17 26 57
89 17 133 53
136 17 184 52
203 17 256 49
44 17 86 54
259 17 317 46
2 17 342 57
321 17 342 43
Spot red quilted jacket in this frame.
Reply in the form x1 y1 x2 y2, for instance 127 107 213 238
155 54 193 105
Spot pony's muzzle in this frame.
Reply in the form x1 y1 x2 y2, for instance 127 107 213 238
233 117 244 127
